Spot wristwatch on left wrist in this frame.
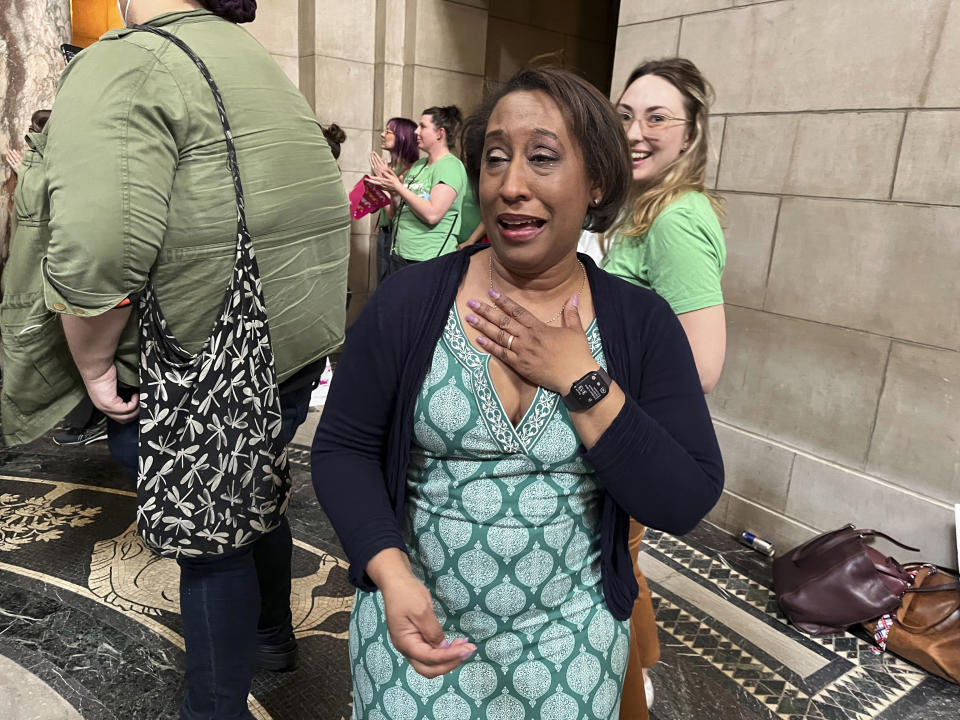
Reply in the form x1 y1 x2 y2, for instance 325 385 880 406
562 367 612 412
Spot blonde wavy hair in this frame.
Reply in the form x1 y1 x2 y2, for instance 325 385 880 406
612 58 724 243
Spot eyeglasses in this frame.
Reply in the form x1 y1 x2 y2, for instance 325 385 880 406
618 110 690 137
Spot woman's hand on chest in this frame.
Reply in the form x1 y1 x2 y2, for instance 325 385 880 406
455 279 599 403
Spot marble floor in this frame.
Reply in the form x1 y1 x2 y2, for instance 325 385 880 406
0 413 957 719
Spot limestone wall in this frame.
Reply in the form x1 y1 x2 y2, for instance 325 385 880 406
249 0 488 319
613 0 960 568
484 0 618 93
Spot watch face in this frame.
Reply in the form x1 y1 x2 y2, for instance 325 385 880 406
567 370 609 410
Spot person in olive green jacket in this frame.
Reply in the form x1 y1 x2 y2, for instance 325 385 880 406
1 1 350 717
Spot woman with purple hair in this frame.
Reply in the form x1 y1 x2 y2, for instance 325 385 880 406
374 117 419 281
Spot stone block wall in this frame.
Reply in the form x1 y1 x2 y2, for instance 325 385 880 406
485 0 618 93
613 0 960 568
249 0 489 321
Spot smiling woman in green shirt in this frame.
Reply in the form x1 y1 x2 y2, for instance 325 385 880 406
0 2 350 718
597 57 726 720
369 105 468 274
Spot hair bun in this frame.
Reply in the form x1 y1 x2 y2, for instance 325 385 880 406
202 0 257 23
444 105 463 124
324 123 347 145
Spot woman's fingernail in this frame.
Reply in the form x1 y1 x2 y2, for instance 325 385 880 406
440 640 451 649
477 337 487 346
465 314 478 324
572 293 579 307
459 648 475 659
467 299 480 310
488 289 501 300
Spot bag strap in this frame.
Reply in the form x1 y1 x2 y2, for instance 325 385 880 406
862 529 922 553
904 565 960 593
904 583 960 594
897 567 960 632
435 211 459 257
129 24 247 237
389 160 430 254
789 525 858 562
902 564 960 594
791 525 920 563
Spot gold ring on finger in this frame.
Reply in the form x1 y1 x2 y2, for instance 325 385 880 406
506 334 515 351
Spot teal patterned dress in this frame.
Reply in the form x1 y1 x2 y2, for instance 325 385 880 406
349 306 630 719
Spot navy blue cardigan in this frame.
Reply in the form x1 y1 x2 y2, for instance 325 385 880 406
311 246 723 621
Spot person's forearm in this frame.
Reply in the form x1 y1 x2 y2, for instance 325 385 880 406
677 305 726 394
567 381 627 449
61 307 131 381
396 184 446 226
583 397 723 534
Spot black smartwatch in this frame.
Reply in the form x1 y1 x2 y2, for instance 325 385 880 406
562 367 612 411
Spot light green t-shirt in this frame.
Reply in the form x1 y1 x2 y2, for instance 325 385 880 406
601 191 725 315
378 161 417 229
457 186 483 245
394 154 467 261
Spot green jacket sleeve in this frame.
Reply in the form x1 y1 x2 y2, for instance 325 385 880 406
43 39 185 317
645 206 725 315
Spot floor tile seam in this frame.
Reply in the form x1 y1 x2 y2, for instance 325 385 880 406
808 664 928 718
644 531 782 608
644 566 838 690
643 531 927 673
641 542 832 665
0 637 117 720
651 593 808 720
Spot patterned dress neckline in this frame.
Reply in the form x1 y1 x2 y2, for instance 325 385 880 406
444 305 601 454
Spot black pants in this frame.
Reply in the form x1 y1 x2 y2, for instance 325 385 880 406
107 385 312 719
376 226 392 283
384 251 419 278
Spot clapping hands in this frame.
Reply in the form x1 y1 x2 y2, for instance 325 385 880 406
368 152 404 195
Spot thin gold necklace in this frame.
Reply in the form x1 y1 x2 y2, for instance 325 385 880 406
488 254 586 325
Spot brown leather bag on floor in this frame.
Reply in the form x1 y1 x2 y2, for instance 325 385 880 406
772 525 920 635
863 566 960 684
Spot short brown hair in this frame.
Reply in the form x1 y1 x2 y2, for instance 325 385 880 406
30 110 51 133
460 67 631 233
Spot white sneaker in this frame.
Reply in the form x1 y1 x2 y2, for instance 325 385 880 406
643 668 654 709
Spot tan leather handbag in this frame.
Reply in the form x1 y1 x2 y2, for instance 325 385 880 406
864 566 960 684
